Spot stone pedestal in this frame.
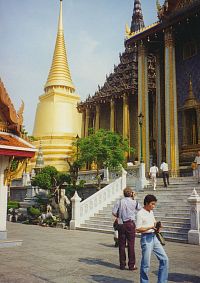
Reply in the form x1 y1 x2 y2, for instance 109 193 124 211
135 163 148 191
187 189 200 245
70 191 81 230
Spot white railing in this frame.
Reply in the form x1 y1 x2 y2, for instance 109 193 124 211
70 168 127 229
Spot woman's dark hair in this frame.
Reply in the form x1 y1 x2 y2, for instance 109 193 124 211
144 194 157 205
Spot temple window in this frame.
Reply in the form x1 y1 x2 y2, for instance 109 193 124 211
183 41 197 60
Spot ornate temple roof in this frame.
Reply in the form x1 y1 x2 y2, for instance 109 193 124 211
0 79 36 157
0 132 36 157
0 79 24 135
157 0 200 20
44 0 75 92
78 0 156 112
126 0 200 43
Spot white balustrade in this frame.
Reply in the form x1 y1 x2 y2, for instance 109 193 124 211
70 168 127 230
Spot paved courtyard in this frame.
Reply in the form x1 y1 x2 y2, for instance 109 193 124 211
0 222 199 283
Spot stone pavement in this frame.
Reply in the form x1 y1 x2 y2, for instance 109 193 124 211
0 222 199 283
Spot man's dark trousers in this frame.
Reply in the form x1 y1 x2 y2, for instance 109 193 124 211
162 171 169 187
118 220 136 269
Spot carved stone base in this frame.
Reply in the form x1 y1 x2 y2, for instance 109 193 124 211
0 230 7 240
70 220 76 230
188 230 200 245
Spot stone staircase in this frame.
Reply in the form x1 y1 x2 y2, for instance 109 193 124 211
78 177 200 243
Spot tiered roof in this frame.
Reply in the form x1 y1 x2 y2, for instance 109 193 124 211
0 79 36 157
78 0 156 112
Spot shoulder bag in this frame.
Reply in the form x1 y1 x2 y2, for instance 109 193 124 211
113 199 123 231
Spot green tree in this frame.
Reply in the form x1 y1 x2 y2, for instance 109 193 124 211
75 129 132 188
31 173 52 190
31 166 71 190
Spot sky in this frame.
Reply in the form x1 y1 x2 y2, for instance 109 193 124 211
0 0 164 134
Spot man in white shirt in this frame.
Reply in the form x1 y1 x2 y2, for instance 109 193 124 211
160 161 169 188
136 194 168 283
194 150 200 183
149 163 159 190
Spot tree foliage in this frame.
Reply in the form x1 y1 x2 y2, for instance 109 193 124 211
75 128 133 173
31 166 71 190
31 173 52 190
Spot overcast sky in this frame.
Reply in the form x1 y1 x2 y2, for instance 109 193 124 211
0 0 164 134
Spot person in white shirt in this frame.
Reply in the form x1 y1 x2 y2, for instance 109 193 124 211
136 194 168 283
194 151 200 183
149 163 159 190
160 161 169 188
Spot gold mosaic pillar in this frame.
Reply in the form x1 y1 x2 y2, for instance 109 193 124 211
81 110 86 137
110 99 115 132
155 53 162 167
138 42 149 170
182 112 187 146
85 108 90 137
95 105 100 132
164 28 179 176
123 94 129 139
197 109 200 144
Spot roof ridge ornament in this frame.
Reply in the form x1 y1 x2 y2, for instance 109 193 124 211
130 0 145 33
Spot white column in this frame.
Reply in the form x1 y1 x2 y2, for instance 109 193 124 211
70 191 81 230
0 156 10 240
135 163 148 191
187 189 200 245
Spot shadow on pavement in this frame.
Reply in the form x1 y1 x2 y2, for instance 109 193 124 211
98 243 115 248
79 258 119 269
90 275 133 283
168 272 200 283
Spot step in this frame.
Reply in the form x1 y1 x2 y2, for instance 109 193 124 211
77 227 188 243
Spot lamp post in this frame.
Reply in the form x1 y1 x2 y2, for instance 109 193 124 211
138 112 144 163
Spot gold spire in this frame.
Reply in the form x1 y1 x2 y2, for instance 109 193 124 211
44 0 75 91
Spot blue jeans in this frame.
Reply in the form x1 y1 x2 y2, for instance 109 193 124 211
140 233 168 283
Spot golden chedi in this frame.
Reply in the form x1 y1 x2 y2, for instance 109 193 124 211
31 0 81 172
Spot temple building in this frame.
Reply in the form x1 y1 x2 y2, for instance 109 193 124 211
0 79 36 242
31 0 81 172
78 0 200 176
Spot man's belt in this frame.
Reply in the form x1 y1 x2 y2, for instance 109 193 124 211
123 219 134 223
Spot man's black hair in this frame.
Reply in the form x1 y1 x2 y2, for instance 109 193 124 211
144 194 157 205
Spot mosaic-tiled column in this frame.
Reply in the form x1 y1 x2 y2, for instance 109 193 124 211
95 104 100 132
81 110 86 137
85 108 90 137
182 112 187 146
164 28 179 176
155 53 162 167
110 99 115 132
123 94 129 139
138 42 149 170
196 108 200 144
